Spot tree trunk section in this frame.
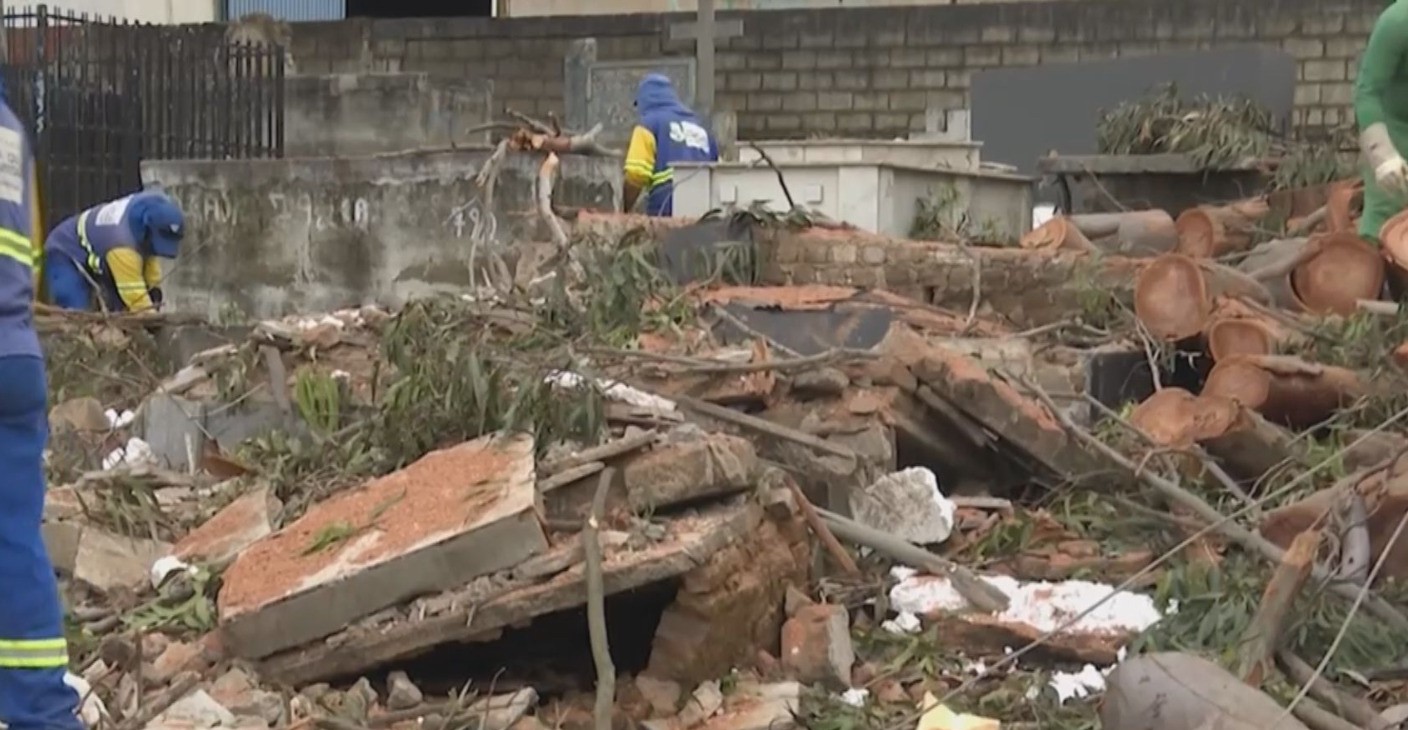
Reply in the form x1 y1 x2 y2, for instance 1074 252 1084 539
1175 198 1269 258
1203 355 1365 429
1067 210 1179 255
1134 254 1271 343
1020 216 1097 253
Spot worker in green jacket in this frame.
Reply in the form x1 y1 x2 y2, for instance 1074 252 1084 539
1356 0 1408 243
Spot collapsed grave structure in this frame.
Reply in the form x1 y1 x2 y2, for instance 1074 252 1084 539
34 74 1408 730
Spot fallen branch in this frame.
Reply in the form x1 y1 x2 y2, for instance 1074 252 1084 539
538 152 569 253
537 461 605 493
785 479 861 576
748 143 795 209
541 429 658 476
585 467 616 730
677 395 856 461
1291 697 1363 730
679 347 877 375
709 304 804 359
817 507 1010 613
1027 380 1408 631
1236 528 1320 685
1276 650 1390 730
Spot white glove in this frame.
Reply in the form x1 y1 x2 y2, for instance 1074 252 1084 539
1363 122 1408 195
1378 155 1408 196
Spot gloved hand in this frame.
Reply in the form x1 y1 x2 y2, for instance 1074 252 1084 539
149 287 164 310
1378 156 1408 196
1363 122 1408 196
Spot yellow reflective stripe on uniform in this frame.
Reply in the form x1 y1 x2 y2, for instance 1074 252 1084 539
647 168 674 190
0 228 34 270
76 211 101 272
624 161 653 175
0 638 68 668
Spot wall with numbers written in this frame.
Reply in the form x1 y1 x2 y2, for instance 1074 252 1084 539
142 150 618 318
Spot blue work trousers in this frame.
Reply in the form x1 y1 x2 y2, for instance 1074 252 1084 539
43 255 95 312
0 355 81 730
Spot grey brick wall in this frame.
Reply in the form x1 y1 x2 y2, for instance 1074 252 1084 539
289 0 1380 140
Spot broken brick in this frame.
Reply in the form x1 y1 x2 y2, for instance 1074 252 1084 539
218 433 548 659
780 603 855 689
175 485 282 566
622 433 757 512
646 516 810 685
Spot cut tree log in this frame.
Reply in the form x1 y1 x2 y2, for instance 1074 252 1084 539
1128 388 1301 485
1325 179 1363 234
1199 400 1305 487
1289 232 1385 315
1205 296 1296 362
1381 209 1408 296
1101 652 1312 730
1134 254 1272 342
1175 198 1270 258
1203 355 1365 429
1065 210 1179 255
1235 233 1383 316
1129 388 1237 449
1235 529 1321 686
1020 216 1097 253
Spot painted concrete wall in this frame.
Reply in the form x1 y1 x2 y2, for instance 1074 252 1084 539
140 151 620 318
284 73 495 157
47 0 216 23
291 0 1373 140
502 0 1005 16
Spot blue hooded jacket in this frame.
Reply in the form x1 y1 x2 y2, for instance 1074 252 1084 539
625 74 718 216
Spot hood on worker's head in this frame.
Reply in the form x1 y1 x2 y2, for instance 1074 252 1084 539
139 196 185 259
636 73 689 115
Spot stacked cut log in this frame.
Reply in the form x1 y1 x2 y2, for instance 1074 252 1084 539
1020 210 1177 255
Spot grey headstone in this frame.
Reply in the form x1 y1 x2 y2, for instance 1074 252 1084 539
659 217 754 285
573 57 697 150
713 303 891 357
970 48 1296 178
563 38 597 136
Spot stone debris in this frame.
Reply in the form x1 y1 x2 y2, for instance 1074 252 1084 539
849 467 956 545
35 149 1406 730
219 433 548 659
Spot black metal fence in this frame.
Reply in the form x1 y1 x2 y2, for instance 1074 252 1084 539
1 5 286 231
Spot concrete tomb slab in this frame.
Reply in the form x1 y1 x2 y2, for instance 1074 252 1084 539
258 501 759 686
218 433 548 660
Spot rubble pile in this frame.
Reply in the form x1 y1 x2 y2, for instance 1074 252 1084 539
37 112 1408 730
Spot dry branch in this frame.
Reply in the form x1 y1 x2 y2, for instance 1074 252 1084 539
1236 529 1320 685
817 507 1010 613
538 152 569 252
1028 379 1408 631
1276 650 1390 730
585 467 616 730
785 479 861 576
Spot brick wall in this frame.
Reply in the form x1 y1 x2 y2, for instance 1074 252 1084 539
289 0 1380 140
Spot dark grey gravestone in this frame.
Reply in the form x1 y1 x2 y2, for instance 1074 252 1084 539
713 303 891 357
659 216 754 285
564 54 697 151
970 48 1297 178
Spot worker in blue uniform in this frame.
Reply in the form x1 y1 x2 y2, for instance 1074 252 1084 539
623 73 720 216
0 80 84 730
42 190 184 312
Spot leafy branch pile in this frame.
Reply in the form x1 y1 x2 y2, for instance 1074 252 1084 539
1097 83 1351 188
239 225 751 519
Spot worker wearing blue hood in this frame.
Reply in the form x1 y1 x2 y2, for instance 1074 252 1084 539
43 190 184 312
0 63 86 730
623 73 719 216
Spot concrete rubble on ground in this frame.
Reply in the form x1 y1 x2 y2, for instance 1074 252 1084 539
34 99 1408 730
